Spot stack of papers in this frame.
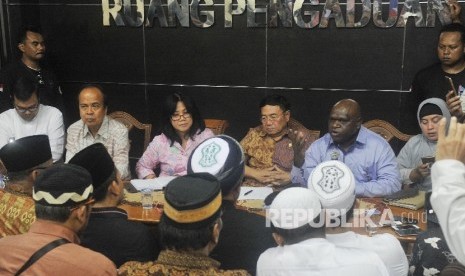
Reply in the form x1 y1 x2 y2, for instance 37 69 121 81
130 176 177 191
238 187 273 200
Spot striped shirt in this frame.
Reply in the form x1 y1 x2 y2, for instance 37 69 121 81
65 116 130 180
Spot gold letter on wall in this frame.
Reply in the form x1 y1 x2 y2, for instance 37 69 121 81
102 0 124 26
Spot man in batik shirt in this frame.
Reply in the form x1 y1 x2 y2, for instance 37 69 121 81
240 94 317 187
0 135 52 237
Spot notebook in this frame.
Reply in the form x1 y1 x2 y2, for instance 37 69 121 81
384 190 426 210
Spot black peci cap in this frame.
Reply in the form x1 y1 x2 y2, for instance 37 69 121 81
0 135 51 173
68 143 115 193
33 163 93 207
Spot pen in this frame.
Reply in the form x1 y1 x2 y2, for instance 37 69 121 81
244 190 253 196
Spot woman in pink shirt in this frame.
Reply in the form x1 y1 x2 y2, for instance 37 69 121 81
136 93 214 179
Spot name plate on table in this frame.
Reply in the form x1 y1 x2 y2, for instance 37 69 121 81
130 176 177 191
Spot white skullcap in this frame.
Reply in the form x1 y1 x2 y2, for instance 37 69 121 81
267 187 322 230
308 160 355 217
189 136 231 176
188 135 245 196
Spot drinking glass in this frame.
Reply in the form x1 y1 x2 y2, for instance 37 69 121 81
141 188 153 210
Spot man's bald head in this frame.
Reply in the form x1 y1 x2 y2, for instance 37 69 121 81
328 99 362 150
331 99 362 122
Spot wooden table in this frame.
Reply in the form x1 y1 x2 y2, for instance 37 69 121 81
119 203 162 223
120 191 426 244
236 197 426 243
325 198 426 243
119 190 165 223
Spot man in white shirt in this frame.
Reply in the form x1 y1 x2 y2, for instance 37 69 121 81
65 84 130 180
257 187 390 276
431 116 465 266
307 160 408 276
0 77 64 162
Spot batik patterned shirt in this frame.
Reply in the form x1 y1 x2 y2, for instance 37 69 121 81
240 122 317 186
0 189 35 238
119 250 250 276
409 225 457 276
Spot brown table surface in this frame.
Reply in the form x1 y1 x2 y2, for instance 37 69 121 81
325 198 426 243
119 190 165 224
119 204 162 224
119 191 426 243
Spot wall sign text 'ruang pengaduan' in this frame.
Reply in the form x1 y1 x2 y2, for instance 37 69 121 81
102 0 454 28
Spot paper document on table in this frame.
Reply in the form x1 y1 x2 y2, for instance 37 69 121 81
130 176 177 191
238 187 273 200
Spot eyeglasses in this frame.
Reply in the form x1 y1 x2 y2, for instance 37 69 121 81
261 113 285 123
15 103 39 114
79 103 103 112
171 112 192 121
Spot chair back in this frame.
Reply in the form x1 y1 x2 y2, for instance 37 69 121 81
288 118 320 141
363 119 412 142
204 119 229 135
108 111 152 152
441 263 465 276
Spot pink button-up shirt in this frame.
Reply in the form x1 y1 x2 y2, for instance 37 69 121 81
136 129 214 179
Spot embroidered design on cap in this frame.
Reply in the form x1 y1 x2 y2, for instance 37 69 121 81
199 142 221 167
33 184 93 205
317 165 344 193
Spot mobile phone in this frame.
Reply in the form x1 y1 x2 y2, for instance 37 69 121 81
393 216 418 225
446 76 458 96
421 156 435 164
421 156 435 166
392 224 421 236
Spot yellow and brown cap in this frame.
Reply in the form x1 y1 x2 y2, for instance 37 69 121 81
163 173 222 229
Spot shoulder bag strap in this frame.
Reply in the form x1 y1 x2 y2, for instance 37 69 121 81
15 238 70 276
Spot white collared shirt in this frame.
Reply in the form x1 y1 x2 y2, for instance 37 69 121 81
0 104 64 162
257 238 389 276
327 232 408 276
431 159 465 266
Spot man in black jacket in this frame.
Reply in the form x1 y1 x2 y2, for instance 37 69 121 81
188 135 276 275
69 143 159 267
0 25 63 116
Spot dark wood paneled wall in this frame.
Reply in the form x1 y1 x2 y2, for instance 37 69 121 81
1 0 449 154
